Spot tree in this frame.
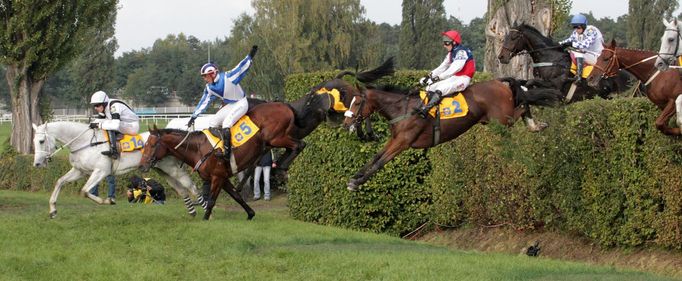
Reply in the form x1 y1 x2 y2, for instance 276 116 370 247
627 0 679 50
484 0 571 78
450 16 487 71
0 1 118 153
399 0 447 69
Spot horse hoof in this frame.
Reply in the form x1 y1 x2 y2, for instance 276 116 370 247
49 211 57 219
347 181 358 191
247 213 255 220
189 211 197 217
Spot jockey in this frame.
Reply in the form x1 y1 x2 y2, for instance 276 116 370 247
89 91 140 159
558 13 604 82
187 45 258 159
417 30 475 118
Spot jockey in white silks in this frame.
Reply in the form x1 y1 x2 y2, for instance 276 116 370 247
89 91 140 159
558 13 604 82
417 30 476 118
186 45 258 159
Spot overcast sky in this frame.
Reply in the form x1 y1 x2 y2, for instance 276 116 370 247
114 0 681 57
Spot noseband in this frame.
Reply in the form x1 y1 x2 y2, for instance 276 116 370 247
344 93 367 128
658 26 682 66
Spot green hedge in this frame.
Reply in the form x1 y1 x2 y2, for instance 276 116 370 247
285 70 682 249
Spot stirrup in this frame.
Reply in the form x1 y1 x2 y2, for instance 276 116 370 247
101 150 119 159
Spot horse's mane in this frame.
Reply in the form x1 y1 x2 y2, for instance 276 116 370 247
366 84 417 96
516 24 558 47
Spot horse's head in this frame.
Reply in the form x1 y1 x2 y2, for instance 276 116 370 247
342 90 372 131
139 125 169 172
655 18 681 71
498 28 527 64
32 123 57 167
587 39 620 88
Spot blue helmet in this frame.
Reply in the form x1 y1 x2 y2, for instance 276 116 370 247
570 14 588 26
200 63 218 76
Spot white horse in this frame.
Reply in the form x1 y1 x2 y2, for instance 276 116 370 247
32 121 206 218
656 17 682 71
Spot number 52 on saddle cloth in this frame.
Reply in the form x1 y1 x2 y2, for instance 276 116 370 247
419 91 469 119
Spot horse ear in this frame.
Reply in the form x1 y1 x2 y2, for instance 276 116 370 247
32 123 38 131
609 39 617 48
153 124 158 132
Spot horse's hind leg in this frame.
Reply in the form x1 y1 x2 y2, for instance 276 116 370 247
49 168 84 218
221 180 255 220
656 100 681 135
203 177 223 220
674 95 682 129
158 170 197 217
269 137 306 170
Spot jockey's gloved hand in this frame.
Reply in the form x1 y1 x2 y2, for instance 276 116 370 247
187 116 196 128
560 42 572 49
431 75 440 82
89 122 99 129
249 45 258 58
419 76 432 86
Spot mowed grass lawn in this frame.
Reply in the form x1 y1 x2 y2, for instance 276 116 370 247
0 190 676 281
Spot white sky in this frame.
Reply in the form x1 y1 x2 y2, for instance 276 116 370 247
114 0 681 57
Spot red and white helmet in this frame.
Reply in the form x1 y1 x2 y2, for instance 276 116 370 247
200 63 218 76
441 30 461 45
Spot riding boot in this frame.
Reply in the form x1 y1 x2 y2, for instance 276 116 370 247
574 57 584 82
221 127 232 160
101 130 120 159
417 90 442 118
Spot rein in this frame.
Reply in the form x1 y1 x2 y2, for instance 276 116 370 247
658 26 682 67
38 127 93 160
595 49 659 83
502 29 564 68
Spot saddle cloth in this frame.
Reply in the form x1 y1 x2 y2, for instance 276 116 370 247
103 131 144 152
419 91 469 119
202 115 260 151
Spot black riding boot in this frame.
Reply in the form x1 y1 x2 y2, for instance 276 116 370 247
221 127 232 160
574 57 584 82
101 130 120 159
417 90 442 118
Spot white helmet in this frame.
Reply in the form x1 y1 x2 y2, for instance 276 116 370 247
90 91 109 105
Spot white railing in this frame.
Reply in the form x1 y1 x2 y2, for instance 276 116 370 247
51 106 195 116
0 114 193 124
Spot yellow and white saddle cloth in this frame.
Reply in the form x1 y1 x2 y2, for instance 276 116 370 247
569 63 593 78
103 131 144 152
202 115 260 151
419 91 469 119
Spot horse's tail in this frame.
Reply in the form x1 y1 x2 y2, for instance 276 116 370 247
499 77 560 107
334 57 395 83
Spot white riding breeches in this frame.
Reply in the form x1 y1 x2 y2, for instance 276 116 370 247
100 119 140 135
210 98 249 128
426 75 471 96
570 50 598 65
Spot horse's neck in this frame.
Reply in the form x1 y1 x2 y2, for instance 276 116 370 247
616 48 657 82
47 122 93 146
523 31 562 61
371 91 414 120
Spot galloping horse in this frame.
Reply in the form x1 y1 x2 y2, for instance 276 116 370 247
342 77 559 190
655 18 682 71
587 40 682 135
497 24 632 101
32 122 203 218
140 102 306 220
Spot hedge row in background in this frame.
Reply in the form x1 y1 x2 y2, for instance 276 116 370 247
285 70 682 249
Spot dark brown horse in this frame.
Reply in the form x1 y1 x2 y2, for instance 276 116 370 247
587 40 682 135
342 77 559 190
497 24 632 102
140 102 305 220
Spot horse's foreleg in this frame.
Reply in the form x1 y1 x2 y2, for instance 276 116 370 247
363 119 380 141
49 168 84 218
347 139 409 191
351 147 387 181
516 105 547 132
81 170 109 205
655 100 681 135
203 177 223 221
221 180 255 220
274 140 306 170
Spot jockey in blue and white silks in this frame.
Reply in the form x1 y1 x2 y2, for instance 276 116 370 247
89 91 140 159
187 45 258 158
559 14 604 81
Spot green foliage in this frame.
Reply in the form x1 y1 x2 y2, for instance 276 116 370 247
399 0 447 69
627 0 679 50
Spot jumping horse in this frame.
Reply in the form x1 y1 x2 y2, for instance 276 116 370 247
140 99 311 220
32 122 204 218
587 40 682 135
655 17 682 71
497 23 632 102
342 77 560 190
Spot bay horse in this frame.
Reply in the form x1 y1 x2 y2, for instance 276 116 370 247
139 102 306 220
655 17 682 71
497 23 632 101
587 40 682 135
32 122 204 218
342 77 559 190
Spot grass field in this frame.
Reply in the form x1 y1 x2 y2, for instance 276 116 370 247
0 190 676 281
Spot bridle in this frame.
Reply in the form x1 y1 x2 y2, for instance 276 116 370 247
143 132 165 168
594 48 659 80
500 29 565 68
658 25 682 67
34 125 92 163
344 92 367 130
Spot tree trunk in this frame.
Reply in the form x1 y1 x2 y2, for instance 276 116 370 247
485 0 553 79
6 65 44 154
